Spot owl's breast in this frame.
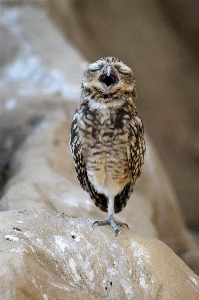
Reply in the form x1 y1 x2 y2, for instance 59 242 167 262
82 122 131 197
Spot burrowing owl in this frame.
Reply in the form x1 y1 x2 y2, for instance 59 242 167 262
70 57 145 236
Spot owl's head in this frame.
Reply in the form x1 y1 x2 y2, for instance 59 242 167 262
81 57 136 108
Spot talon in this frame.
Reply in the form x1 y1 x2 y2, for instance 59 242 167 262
117 222 128 229
92 220 99 227
92 215 128 237
125 223 129 229
113 220 129 229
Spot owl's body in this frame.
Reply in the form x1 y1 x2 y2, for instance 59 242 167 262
70 57 145 235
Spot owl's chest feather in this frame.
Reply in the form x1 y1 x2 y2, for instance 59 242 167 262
78 107 132 195
79 108 130 147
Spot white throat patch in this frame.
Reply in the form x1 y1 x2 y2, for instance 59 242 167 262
89 98 125 110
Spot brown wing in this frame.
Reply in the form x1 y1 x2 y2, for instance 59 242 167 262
114 114 145 214
127 114 146 183
70 110 108 212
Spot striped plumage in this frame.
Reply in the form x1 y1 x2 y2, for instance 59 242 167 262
70 57 145 236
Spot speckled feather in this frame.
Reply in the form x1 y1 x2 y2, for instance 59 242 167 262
70 57 145 215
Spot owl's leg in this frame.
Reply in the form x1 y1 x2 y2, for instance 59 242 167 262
92 197 128 236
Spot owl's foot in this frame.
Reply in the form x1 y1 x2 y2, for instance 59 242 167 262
92 215 128 236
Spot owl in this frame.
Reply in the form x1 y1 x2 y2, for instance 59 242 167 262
70 57 145 236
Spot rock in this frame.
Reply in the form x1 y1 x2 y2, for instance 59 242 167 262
1 209 199 300
0 3 199 298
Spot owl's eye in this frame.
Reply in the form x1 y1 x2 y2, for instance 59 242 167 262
90 67 101 72
89 64 103 72
115 65 130 75
117 68 129 75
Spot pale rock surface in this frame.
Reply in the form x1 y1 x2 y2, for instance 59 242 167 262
0 3 199 299
1 209 199 300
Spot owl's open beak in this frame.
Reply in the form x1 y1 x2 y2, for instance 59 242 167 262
99 66 119 88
